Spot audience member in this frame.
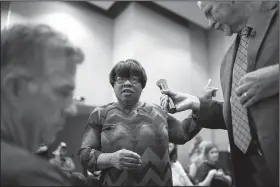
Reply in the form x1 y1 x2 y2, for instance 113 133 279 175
195 143 232 187
169 143 193 186
188 140 212 181
50 142 76 175
50 142 87 185
169 142 216 186
1 24 84 186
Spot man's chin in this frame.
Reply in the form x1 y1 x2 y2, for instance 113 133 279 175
223 31 233 36
215 23 233 36
217 28 233 36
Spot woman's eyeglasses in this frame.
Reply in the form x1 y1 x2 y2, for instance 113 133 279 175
115 76 140 84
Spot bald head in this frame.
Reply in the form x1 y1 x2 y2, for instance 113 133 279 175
196 1 255 35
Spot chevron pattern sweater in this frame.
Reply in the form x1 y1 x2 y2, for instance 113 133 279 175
79 102 200 186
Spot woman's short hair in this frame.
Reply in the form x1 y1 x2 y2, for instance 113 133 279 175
109 59 147 88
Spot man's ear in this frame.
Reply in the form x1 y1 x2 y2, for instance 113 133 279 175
2 71 33 102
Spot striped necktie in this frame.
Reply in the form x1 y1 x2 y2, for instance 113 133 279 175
230 27 252 153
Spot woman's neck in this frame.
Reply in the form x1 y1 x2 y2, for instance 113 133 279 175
117 100 142 110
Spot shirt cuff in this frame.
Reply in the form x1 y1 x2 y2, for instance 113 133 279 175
191 98 209 125
89 150 102 171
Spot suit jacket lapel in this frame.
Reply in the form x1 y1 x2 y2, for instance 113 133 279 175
247 6 278 72
223 37 237 104
222 37 237 129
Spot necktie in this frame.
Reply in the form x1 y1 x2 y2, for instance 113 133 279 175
230 27 252 153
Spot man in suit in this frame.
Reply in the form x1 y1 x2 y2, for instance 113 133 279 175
1 24 84 185
160 1 279 186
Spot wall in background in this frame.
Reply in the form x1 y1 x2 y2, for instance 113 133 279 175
2 1 114 106
112 3 216 168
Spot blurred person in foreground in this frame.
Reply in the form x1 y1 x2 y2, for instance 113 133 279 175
1 24 84 186
161 1 279 186
78 59 204 186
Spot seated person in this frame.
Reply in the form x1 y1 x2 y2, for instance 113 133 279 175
188 140 212 182
50 142 86 185
50 142 76 175
169 143 217 186
195 143 232 187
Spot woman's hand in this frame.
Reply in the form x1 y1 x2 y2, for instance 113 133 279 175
214 169 232 185
110 149 142 171
215 169 225 177
208 169 217 176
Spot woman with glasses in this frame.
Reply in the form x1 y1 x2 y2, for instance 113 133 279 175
78 59 212 186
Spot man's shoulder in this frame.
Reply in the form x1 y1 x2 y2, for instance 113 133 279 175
1 141 70 186
1 141 33 172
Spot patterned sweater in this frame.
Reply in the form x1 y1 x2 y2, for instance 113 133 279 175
78 102 200 186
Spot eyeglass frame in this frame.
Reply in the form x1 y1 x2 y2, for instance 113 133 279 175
115 76 141 84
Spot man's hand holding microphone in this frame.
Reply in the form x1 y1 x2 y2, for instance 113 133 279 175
159 79 218 114
160 90 200 113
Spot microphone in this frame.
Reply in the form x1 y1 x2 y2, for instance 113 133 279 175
156 79 177 114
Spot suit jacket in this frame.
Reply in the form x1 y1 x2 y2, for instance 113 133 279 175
197 2 279 186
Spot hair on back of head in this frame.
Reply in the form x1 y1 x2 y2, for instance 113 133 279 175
1 24 84 74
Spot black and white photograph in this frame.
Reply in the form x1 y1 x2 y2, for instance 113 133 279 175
1 1 279 186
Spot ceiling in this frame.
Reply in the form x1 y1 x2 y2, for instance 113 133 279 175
87 1 115 10
88 1 209 29
154 1 209 29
